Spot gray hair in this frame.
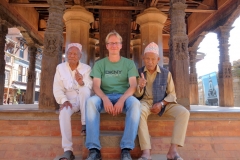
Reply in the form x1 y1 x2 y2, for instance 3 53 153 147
105 30 123 44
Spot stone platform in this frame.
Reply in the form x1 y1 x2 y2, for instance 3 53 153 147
0 105 240 160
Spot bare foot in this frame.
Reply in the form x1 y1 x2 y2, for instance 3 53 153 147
167 144 181 159
139 149 152 160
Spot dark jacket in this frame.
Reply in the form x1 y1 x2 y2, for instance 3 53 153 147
137 66 169 116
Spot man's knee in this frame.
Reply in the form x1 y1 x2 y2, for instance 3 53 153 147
86 96 97 108
86 96 101 114
177 106 190 119
59 108 72 119
127 96 140 108
140 103 151 116
80 87 91 99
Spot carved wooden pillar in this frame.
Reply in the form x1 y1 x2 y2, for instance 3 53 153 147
136 7 167 67
39 0 65 110
189 47 199 105
169 0 190 109
25 45 37 104
0 24 8 105
88 38 98 67
216 26 234 106
99 0 131 58
131 35 142 68
63 6 94 63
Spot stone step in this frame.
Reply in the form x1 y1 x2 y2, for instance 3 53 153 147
100 131 139 147
54 154 166 160
151 154 166 160
82 131 141 159
54 155 82 160
82 131 140 148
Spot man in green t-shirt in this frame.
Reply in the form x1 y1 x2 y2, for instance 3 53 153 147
85 30 141 160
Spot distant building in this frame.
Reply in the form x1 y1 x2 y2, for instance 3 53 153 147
198 79 205 105
4 28 42 104
199 72 219 106
232 60 240 106
198 60 240 107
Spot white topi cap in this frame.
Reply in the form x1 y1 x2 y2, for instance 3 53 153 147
67 43 82 52
144 42 159 55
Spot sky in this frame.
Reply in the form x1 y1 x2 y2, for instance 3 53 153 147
196 16 240 77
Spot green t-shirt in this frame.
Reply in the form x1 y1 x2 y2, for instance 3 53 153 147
90 57 139 94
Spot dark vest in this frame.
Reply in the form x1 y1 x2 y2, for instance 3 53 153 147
137 66 169 116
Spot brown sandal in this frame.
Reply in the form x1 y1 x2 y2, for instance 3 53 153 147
167 155 183 160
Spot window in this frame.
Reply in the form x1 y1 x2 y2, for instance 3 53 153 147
5 71 10 86
5 55 12 64
28 53 30 61
22 67 27 83
36 72 41 85
19 42 25 58
18 66 23 82
19 49 24 58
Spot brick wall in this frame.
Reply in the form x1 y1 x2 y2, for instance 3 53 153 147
0 111 240 159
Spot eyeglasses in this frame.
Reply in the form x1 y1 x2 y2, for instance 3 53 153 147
106 42 122 46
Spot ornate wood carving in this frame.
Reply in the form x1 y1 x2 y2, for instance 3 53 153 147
169 1 188 61
216 26 232 79
39 0 65 109
169 0 190 108
189 49 197 85
216 25 234 106
99 0 131 58
169 36 188 60
189 73 198 84
44 34 63 57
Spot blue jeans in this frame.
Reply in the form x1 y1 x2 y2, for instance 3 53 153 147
85 93 141 150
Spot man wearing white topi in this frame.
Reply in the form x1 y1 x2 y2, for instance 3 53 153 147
135 42 190 160
53 43 93 160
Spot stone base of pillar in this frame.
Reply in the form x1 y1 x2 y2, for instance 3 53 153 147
219 78 234 106
177 98 190 110
190 84 199 105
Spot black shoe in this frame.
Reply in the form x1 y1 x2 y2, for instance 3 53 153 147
85 149 101 160
121 149 132 160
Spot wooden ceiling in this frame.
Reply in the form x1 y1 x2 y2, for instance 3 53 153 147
4 0 240 46
8 0 216 33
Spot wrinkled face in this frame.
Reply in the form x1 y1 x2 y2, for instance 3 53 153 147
143 52 160 72
67 47 81 64
106 35 122 55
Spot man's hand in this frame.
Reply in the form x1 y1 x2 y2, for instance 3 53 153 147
102 97 114 115
60 101 72 111
150 102 162 114
138 73 147 89
113 99 124 116
75 69 84 86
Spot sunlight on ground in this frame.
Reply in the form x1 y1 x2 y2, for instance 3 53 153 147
196 16 240 77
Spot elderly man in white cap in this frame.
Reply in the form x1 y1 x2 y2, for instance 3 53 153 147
53 43 93 160
135 42 190 160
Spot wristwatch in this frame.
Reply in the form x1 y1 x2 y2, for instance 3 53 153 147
160 101 165 109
